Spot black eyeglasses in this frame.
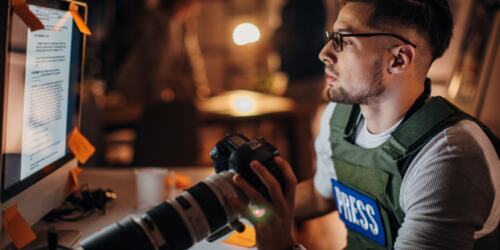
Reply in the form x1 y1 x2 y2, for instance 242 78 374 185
325 31 417 52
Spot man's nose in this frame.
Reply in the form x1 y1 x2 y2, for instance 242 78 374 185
318 41 337 65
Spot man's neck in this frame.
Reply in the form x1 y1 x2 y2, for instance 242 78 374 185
360 79 426 134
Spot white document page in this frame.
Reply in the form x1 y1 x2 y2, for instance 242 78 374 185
20 5 73 180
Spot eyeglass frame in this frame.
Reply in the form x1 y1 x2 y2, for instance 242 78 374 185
325 31 417 52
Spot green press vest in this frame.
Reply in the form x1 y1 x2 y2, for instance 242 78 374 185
329 96 500 249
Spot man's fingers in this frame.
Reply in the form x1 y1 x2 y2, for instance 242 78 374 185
232 174 272 223
250 161 287 212
227 196 261 225
274 156 297 203
233 174 269 207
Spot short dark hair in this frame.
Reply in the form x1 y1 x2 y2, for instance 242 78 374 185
340 0 454 61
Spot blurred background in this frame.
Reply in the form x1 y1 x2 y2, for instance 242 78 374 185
78 0 499 167
75 0 499 248
80 0 336 171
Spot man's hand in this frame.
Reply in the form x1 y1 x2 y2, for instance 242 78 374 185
229 156 298 250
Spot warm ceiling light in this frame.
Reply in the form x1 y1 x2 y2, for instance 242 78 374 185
230 94 256 114
232 22 261 46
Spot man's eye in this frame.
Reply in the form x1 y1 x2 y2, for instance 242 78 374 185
343 40 352 46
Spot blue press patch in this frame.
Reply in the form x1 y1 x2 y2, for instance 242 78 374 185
331 179 386 246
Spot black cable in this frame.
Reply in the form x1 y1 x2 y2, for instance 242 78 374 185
42 185 116 223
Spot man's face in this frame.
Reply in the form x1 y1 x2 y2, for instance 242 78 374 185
319 3 387 105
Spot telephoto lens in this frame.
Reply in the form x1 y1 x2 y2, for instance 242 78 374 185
80 133 286 250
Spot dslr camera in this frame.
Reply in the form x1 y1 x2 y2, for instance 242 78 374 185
80 133 286 250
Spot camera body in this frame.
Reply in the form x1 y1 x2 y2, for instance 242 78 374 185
211 133 284 201
80 133 287 250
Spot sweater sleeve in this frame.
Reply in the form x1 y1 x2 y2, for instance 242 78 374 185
313 102 338 199
395 121 496 250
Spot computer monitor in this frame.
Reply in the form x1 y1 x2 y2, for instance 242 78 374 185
0 0 86 247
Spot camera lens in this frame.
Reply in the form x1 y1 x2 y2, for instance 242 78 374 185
81 133 284 250
146 201 193 250
81 172 242 250
186 182 227 232
80 218 156 250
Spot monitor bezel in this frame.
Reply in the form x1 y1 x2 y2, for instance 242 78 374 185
0 0 86 202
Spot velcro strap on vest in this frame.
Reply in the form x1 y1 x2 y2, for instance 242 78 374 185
383 97 462 160
331 103 357 136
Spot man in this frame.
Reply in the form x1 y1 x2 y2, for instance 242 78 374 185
231 0 500 249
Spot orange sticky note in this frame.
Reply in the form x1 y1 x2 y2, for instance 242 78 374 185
175 173 193 189
69 2 92 35
223 225 256 248
68 167 83 198
2 204 37 249
11 0 45 31
68 167 83 197
68 128 95 164
164 174 175 187
70 167 83 187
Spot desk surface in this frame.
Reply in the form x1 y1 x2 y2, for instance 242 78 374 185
44 167 256 250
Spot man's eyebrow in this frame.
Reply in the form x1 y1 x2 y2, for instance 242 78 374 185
334 27 353 33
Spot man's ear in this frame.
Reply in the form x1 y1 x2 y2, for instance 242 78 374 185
388 45 414 74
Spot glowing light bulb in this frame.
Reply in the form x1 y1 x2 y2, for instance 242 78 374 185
230 95 256 114
232 22 261 46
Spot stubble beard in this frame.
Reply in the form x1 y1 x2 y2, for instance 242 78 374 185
327 59 385 105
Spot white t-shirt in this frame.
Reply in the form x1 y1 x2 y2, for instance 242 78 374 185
313 102 500 249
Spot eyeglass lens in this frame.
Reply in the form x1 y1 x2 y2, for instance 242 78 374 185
333 32 342 52
325 32 342 52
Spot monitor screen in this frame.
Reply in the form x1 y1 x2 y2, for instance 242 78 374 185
0 0 84 202
1 1 83 201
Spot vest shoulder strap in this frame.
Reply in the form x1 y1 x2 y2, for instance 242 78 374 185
388 96 500 176
391 96 461 152
330 103 360 138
